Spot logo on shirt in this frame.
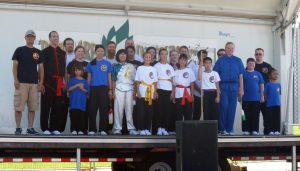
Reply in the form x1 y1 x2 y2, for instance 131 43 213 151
32 52 40 60
100 65 107 71
209 76 215 83
277 88 280 92
183 72 189 78
253 75 258 79
149 72 154 79
262 67 269 73
166 70 171 76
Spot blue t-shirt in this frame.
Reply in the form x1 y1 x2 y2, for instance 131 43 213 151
213 54 244 91
86 59 112 86
243 70 264 101
264 82 281 107
67 78 90 111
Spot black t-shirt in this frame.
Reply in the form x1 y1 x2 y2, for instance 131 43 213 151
67 60 88 79
127 59 142 69
255 61 273 83
12 46 43 84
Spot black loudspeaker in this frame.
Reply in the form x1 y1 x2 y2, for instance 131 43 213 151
176 121 218 171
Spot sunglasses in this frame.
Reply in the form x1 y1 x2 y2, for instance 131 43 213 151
255 53 262 56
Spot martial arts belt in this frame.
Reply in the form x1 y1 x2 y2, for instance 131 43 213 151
52 75 64 96
141 82 154 105
158 78 171 82
176 85 192 105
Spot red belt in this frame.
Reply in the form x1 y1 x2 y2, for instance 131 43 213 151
52 75 64 96
176 85 192 105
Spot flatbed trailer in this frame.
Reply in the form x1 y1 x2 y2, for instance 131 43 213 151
1 135 300 171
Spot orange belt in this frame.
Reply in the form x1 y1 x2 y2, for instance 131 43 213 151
141 82 154 105
52 75 64 96
176 85 192 105
158 78 171 82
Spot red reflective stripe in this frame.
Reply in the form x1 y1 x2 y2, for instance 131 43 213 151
42 158 52 162
61 158 71 162
99 158 108 162
3 158 13 162
279 156 286 160
116 158 126 162
23 158 32 162
264 156 271 160
249 156 256 160
232 156 241 160
81 158 89 162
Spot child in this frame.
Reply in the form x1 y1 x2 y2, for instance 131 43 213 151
264 68 281 135
67 63 89 135
154 48 175 136
198 57 220 121
135 52 158 135
242 58 264 135
174 54 195 121
86 45 113 135
112 49 138 135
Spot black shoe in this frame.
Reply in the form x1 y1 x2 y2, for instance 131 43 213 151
26 128 39 135
15 128 22 135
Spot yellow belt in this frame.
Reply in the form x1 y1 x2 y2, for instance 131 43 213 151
141 82 154 105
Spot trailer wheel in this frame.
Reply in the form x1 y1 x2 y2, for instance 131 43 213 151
135 153 175 171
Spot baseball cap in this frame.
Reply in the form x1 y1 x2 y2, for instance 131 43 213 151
25 30 36 37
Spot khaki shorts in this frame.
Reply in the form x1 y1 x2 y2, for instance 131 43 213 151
14 83 38 112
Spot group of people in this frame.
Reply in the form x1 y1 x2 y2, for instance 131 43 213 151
12 29 281 136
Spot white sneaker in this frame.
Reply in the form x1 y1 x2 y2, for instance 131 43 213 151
157 128 163 136
139 130 146 135
113 130 122 135
100 131 107 135
229 132 235 136
88 131 96 135
52 130 61 135
252 131 258 135
274 131 281 135
78 131 84 135
43 130 51 135
129 130 138 135
71 131 77 135
145 129 152 136
269 131 274 135
168 131 176 135
243 131 250 135
161 128 169 136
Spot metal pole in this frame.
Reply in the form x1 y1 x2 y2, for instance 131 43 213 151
76 148 81 171
292 145 297 171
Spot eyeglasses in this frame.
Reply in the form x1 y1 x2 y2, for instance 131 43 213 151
255 53 262 56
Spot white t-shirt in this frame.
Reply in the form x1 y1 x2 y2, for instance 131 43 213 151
104 56 118 66
135 54 144 62
201 70 221 90
116 63 136 91
174 68 196 98
154 62 175 91
135 65 158 99
188 61 201 97
66 52 75 66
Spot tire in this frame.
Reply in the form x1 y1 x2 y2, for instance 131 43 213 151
135 153 175 171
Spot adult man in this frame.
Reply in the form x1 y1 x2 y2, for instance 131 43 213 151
63 38 75 66
12 30 44 135
125 39 143 62
254 48 273 135
213 42 244 135
105 41 117 66
217 48 226 58
179 46 202 120
41 31 66 135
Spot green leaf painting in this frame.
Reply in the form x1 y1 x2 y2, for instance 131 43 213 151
101 19 133 56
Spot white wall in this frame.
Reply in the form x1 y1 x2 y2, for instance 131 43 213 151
0 5 274 134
